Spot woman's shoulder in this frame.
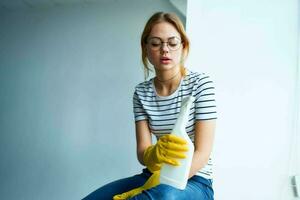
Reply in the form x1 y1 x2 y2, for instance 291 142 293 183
134 78 154 92
185 69 212 83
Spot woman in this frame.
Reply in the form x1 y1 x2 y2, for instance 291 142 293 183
83 11 217 200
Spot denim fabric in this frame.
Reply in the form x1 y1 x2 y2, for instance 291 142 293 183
82 168 214 200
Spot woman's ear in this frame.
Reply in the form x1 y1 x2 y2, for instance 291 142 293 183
144 46 148 57
181 50 187 64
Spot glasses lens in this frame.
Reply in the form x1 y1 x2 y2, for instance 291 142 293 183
168 38 181 50
148 38 162 51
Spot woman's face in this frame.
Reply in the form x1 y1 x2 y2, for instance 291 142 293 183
146 22 183 73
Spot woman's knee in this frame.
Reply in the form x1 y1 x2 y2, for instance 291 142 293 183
143 184 180 200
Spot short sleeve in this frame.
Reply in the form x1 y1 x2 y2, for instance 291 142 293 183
133 89 148 122
194 74 217 120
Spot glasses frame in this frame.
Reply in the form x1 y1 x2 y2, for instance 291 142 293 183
146 36 183 51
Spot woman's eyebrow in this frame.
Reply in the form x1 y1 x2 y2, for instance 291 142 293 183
148 36 178 40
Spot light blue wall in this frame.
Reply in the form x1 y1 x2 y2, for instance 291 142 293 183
186 0 299 199
0 1 185 199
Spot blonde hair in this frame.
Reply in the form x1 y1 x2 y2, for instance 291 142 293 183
141 12 190 80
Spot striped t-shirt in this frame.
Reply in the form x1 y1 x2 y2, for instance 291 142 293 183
133 70 217 179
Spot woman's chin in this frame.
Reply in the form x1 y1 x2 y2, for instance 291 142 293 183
154 63 177 71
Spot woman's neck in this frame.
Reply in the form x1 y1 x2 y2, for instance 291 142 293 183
154 69 182 96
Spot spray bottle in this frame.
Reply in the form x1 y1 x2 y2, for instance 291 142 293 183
159 96 195 190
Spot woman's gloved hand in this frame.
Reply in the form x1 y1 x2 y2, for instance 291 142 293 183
113 135 188 200
113 171 160 200
143 134 188 172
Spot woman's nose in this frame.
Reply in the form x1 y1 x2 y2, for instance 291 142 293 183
161 43 169 53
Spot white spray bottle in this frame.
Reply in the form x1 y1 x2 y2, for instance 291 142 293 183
159 96 195 190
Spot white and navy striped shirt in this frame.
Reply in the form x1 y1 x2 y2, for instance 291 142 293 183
133 70 217 179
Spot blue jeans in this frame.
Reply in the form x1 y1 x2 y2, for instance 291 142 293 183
82 168 214 200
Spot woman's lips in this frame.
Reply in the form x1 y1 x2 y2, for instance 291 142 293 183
160 58 172 64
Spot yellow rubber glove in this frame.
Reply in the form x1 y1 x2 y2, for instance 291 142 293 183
113 171 160 200
143 134 188 172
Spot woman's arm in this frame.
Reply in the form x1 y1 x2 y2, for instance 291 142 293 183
188 119 216 179
135 120 152 166
135 118 216 178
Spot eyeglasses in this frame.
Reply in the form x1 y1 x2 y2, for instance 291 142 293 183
146 37 182 51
